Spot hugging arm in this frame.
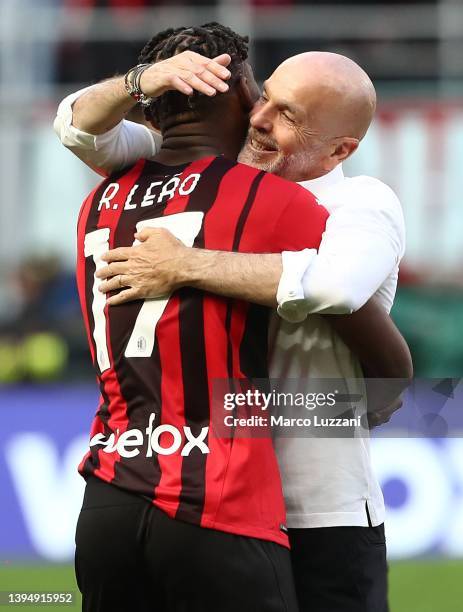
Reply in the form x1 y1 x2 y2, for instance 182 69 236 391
328 298 413 426
53 51 232 176
278 179 405 321
97 231 283 308
97 185 325 308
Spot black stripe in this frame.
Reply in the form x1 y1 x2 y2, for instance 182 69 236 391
239 305 270 380
81 386 112 477
194 157 237 248
366 501 373 527
175 156 236 524
225 171 267 384
232 171 266 251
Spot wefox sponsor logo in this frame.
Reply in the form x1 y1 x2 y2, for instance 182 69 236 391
89 414 210 458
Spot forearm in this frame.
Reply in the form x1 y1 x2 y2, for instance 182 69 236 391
327 298 413 419
185 249 282 307
327 298 413 381
277 186 405 321
71 51 232 136
72 77 136 135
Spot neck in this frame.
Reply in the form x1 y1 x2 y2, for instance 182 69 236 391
153 121 241 166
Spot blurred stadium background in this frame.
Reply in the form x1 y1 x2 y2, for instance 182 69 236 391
1 1 462 610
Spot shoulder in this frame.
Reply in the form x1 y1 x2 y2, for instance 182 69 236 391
237 162 303 190
259 171 321 210
329 175 402 216
322 174 405 254
262 170 313 194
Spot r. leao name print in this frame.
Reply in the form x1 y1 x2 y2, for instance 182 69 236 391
97 171 201 212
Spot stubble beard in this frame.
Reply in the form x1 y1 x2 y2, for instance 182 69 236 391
238 144 285 175
238 141 317 182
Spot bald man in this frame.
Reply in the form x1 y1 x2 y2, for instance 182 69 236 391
239 52 376 179
55 48 408 611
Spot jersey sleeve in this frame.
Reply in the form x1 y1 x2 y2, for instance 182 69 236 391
54 87 162 177
271 183 329 252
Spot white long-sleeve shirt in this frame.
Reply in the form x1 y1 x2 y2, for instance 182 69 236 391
269 166 404 528
53 88 162 177
54 89 405 528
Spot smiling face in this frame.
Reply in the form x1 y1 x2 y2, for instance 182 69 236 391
238 73 329 181
238 52 374 181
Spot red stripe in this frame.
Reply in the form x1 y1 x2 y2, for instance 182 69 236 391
152 295 184 514
229 302 248 378
199 163 260 522
93 160 147 482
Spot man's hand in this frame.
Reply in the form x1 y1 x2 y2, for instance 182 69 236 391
367 396 403 429
96 230 282 308
139 51 232 98
70 51 232 137
97 228 190 305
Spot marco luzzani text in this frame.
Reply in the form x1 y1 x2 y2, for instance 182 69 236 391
222 389 362 429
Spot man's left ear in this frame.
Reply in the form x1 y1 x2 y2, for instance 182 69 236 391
237 77 255 112
237 64 260 112
333 137 359 163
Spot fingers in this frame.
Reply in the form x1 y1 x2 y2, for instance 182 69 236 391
170 74 193 96
368 397 403 429
135 227 178 242
134 228 156 242
96 262 127 280
197 67 230 94
147 50 231 98
101 247 130 264
98 276 126 294
189 51 231 79
180 70 226 97
175 52 231 97
107 288 140 307
134 229 149 242
211 53 232 69
206 55 232 80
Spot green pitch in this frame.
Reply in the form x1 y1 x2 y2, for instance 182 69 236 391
0 560 462 611
0 565 80 610
389 560 463 612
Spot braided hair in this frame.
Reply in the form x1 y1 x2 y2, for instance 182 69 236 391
137 22 249 126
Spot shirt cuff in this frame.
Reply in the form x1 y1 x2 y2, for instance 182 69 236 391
53 87 124 151
276 249 317 323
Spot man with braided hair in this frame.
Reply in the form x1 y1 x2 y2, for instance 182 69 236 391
66 23 330 612
59 23 254 174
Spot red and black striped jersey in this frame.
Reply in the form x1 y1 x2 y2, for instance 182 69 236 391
76 155 328 548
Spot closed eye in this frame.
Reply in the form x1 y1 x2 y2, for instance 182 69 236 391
282 111 295 123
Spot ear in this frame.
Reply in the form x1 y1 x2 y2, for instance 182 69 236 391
332 137 359 163
236 76 254 112
236 64 260 112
